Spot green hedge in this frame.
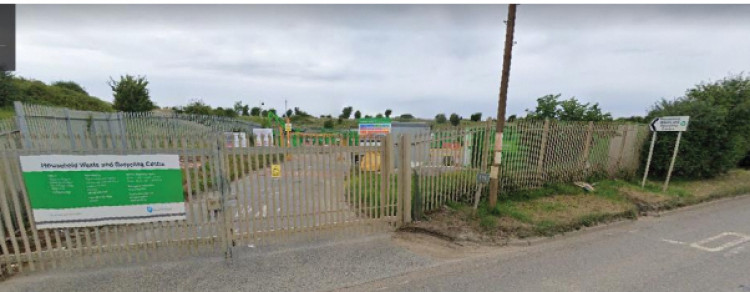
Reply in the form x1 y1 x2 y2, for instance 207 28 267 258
644 75 750 179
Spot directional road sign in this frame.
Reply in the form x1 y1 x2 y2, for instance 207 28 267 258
650 116 689 132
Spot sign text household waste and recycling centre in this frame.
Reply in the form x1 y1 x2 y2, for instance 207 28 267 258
20 154 185 229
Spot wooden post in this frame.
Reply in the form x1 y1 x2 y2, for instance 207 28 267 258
580 121 594 178
663 131 682 192
399 134 412 225
535 119 550 181
473 118 494 210
488 4 519 209
615 125 630 172
641 131 657 188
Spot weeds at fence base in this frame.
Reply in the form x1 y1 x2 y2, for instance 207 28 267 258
400 169 750 243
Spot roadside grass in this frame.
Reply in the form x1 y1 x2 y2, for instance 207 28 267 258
485 180 637 237
409 169 750 240
0 107 13 119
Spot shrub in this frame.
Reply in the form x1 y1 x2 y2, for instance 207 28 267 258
435 113 447 124
449 113 461 126
12 77 112 111
644 75 750 179
109 75 155 112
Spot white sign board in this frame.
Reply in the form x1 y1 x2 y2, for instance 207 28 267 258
650 116 689 132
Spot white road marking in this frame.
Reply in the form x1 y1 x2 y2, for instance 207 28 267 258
661 239 687 245
689 232 750 252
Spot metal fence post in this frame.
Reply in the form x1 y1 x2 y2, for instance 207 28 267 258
380 134 392 218
117 112 128 149
13 101 31 149
63 109 76 149
663 131 683 192
215 137 233 262
106 112 117 148
399 134 412 225
641 131 658 188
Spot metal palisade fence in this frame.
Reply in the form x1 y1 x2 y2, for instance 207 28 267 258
0 104 411 277
0 103 648 277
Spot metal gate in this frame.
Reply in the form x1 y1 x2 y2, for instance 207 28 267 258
0 130 409 277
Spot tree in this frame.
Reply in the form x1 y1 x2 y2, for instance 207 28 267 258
285 109 293 117
340 106 353 119
616 116 647 123
507 115 517 122
435 113 447 124
250 107 261 116
241 105 249 116
449 113 461 126
182 99 213 115
323 119 335 129
525 94 612 121
0 70 18 107
109 75 155 112
385 109 392 118
399 113 414 120
470 112 482 122
376 113 384 118
52 81 88 95
354 110 362 119
213 107 237 118
268 109 277 116
294 107 310 117
233 101 244 116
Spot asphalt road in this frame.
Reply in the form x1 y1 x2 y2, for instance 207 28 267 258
6 193 750 292
341 195 750 292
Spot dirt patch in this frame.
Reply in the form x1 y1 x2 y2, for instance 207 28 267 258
403 206 508 245
621 188 675 213
392 232 502 260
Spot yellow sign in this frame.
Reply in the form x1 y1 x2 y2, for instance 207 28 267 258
285 123 292 132
271 164 281 178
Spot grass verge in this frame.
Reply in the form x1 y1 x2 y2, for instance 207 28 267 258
405 169 750 241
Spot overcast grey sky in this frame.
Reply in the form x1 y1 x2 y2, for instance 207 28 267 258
14 4 750 118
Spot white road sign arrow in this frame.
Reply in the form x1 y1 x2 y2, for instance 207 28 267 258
650 116 689 132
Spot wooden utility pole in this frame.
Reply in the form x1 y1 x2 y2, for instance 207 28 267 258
489 4 518 208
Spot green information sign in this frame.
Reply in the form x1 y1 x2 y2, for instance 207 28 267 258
20 154 185 229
